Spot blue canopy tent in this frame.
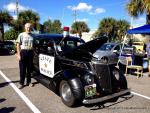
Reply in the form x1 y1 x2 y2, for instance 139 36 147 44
126 24 149 70
127 24 150 34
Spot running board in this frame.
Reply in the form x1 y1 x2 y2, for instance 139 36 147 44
83 88 131 104
33 75 50 88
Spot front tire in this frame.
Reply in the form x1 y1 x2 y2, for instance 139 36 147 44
59 80 76 107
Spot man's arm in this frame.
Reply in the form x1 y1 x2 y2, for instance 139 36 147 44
16 42 21 60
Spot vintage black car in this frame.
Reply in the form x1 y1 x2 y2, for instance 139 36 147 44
32 34 130 107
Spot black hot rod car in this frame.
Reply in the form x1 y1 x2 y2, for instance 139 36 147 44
32 34 130 107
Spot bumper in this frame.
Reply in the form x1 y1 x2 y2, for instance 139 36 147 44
83 88 131 104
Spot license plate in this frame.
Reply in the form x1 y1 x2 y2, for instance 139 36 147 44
84 84 96 98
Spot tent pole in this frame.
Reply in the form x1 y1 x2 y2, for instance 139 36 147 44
116 34 127 68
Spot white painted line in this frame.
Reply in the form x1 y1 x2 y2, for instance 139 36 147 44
131 91 150 100
0 70 41 113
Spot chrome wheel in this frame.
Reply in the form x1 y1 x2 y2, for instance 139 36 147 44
61 81 72 102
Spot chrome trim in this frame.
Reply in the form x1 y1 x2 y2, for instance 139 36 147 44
83 88 131 104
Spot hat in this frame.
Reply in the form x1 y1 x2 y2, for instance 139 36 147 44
25 23 32 28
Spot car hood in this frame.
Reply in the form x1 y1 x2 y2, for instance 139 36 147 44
93 51 112 58
62 36 108 61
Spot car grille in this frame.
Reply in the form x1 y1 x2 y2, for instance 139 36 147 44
92 63 112 94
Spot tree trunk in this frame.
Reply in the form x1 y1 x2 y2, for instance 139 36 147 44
146 14 150 24
0 24 4 42
79 31 82 38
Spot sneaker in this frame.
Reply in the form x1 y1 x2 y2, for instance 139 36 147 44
18 85 24 89
26 83 30 86
29 83 34 87
26 83 33 87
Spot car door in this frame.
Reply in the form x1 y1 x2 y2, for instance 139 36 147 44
33 38 55 71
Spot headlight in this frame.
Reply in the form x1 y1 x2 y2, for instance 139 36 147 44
83 74 94 85
112 69 120 80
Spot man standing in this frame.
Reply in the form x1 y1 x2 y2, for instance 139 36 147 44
16 23 34 89
146 40 150 77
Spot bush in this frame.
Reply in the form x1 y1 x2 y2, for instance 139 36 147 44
4 28 19 40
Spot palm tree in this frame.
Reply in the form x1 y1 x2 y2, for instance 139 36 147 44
71 21 90 38
127 0 150 24
51 20 62 34
98 17 117 42
0 10 12 41
92 18 130 42
116 20 130 42
16 10 40 32
43 19 52 33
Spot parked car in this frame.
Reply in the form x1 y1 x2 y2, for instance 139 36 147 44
0 41 16 55
32 34 130 107
93 42 123 64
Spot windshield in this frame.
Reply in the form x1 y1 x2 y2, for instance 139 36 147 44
36 35 84 52
99 43 115 51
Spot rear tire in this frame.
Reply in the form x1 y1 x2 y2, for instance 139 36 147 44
9 49 15 55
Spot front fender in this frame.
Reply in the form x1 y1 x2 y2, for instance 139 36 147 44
68 78 84 100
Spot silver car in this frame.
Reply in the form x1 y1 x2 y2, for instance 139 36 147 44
93 42 122 64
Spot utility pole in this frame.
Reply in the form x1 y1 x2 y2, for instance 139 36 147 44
16 0 19 18
73 9 77 37
16 0 20 34
73 10 77 23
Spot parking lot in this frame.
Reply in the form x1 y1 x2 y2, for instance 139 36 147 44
0 55 150 113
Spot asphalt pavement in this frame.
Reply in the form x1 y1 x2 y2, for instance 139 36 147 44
0 55 150 113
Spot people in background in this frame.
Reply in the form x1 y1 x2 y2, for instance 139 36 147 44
146 41 150 77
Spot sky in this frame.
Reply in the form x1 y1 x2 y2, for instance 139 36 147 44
0 0 147 31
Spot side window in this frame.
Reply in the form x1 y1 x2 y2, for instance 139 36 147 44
67 41 75 49
114 45 120 51
40 39 48 53
47 41 54 55
33 39 40 53
114 45 121 54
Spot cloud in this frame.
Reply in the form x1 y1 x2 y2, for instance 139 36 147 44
67 3 92 11
76 18 88 22
3 2 29 12
67 3 105 15
12 15 17 20
132 17 146 28
89 8 105 15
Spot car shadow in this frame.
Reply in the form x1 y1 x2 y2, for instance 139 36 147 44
84 94 134 110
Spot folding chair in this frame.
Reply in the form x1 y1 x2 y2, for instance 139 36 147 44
125 56 143 78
